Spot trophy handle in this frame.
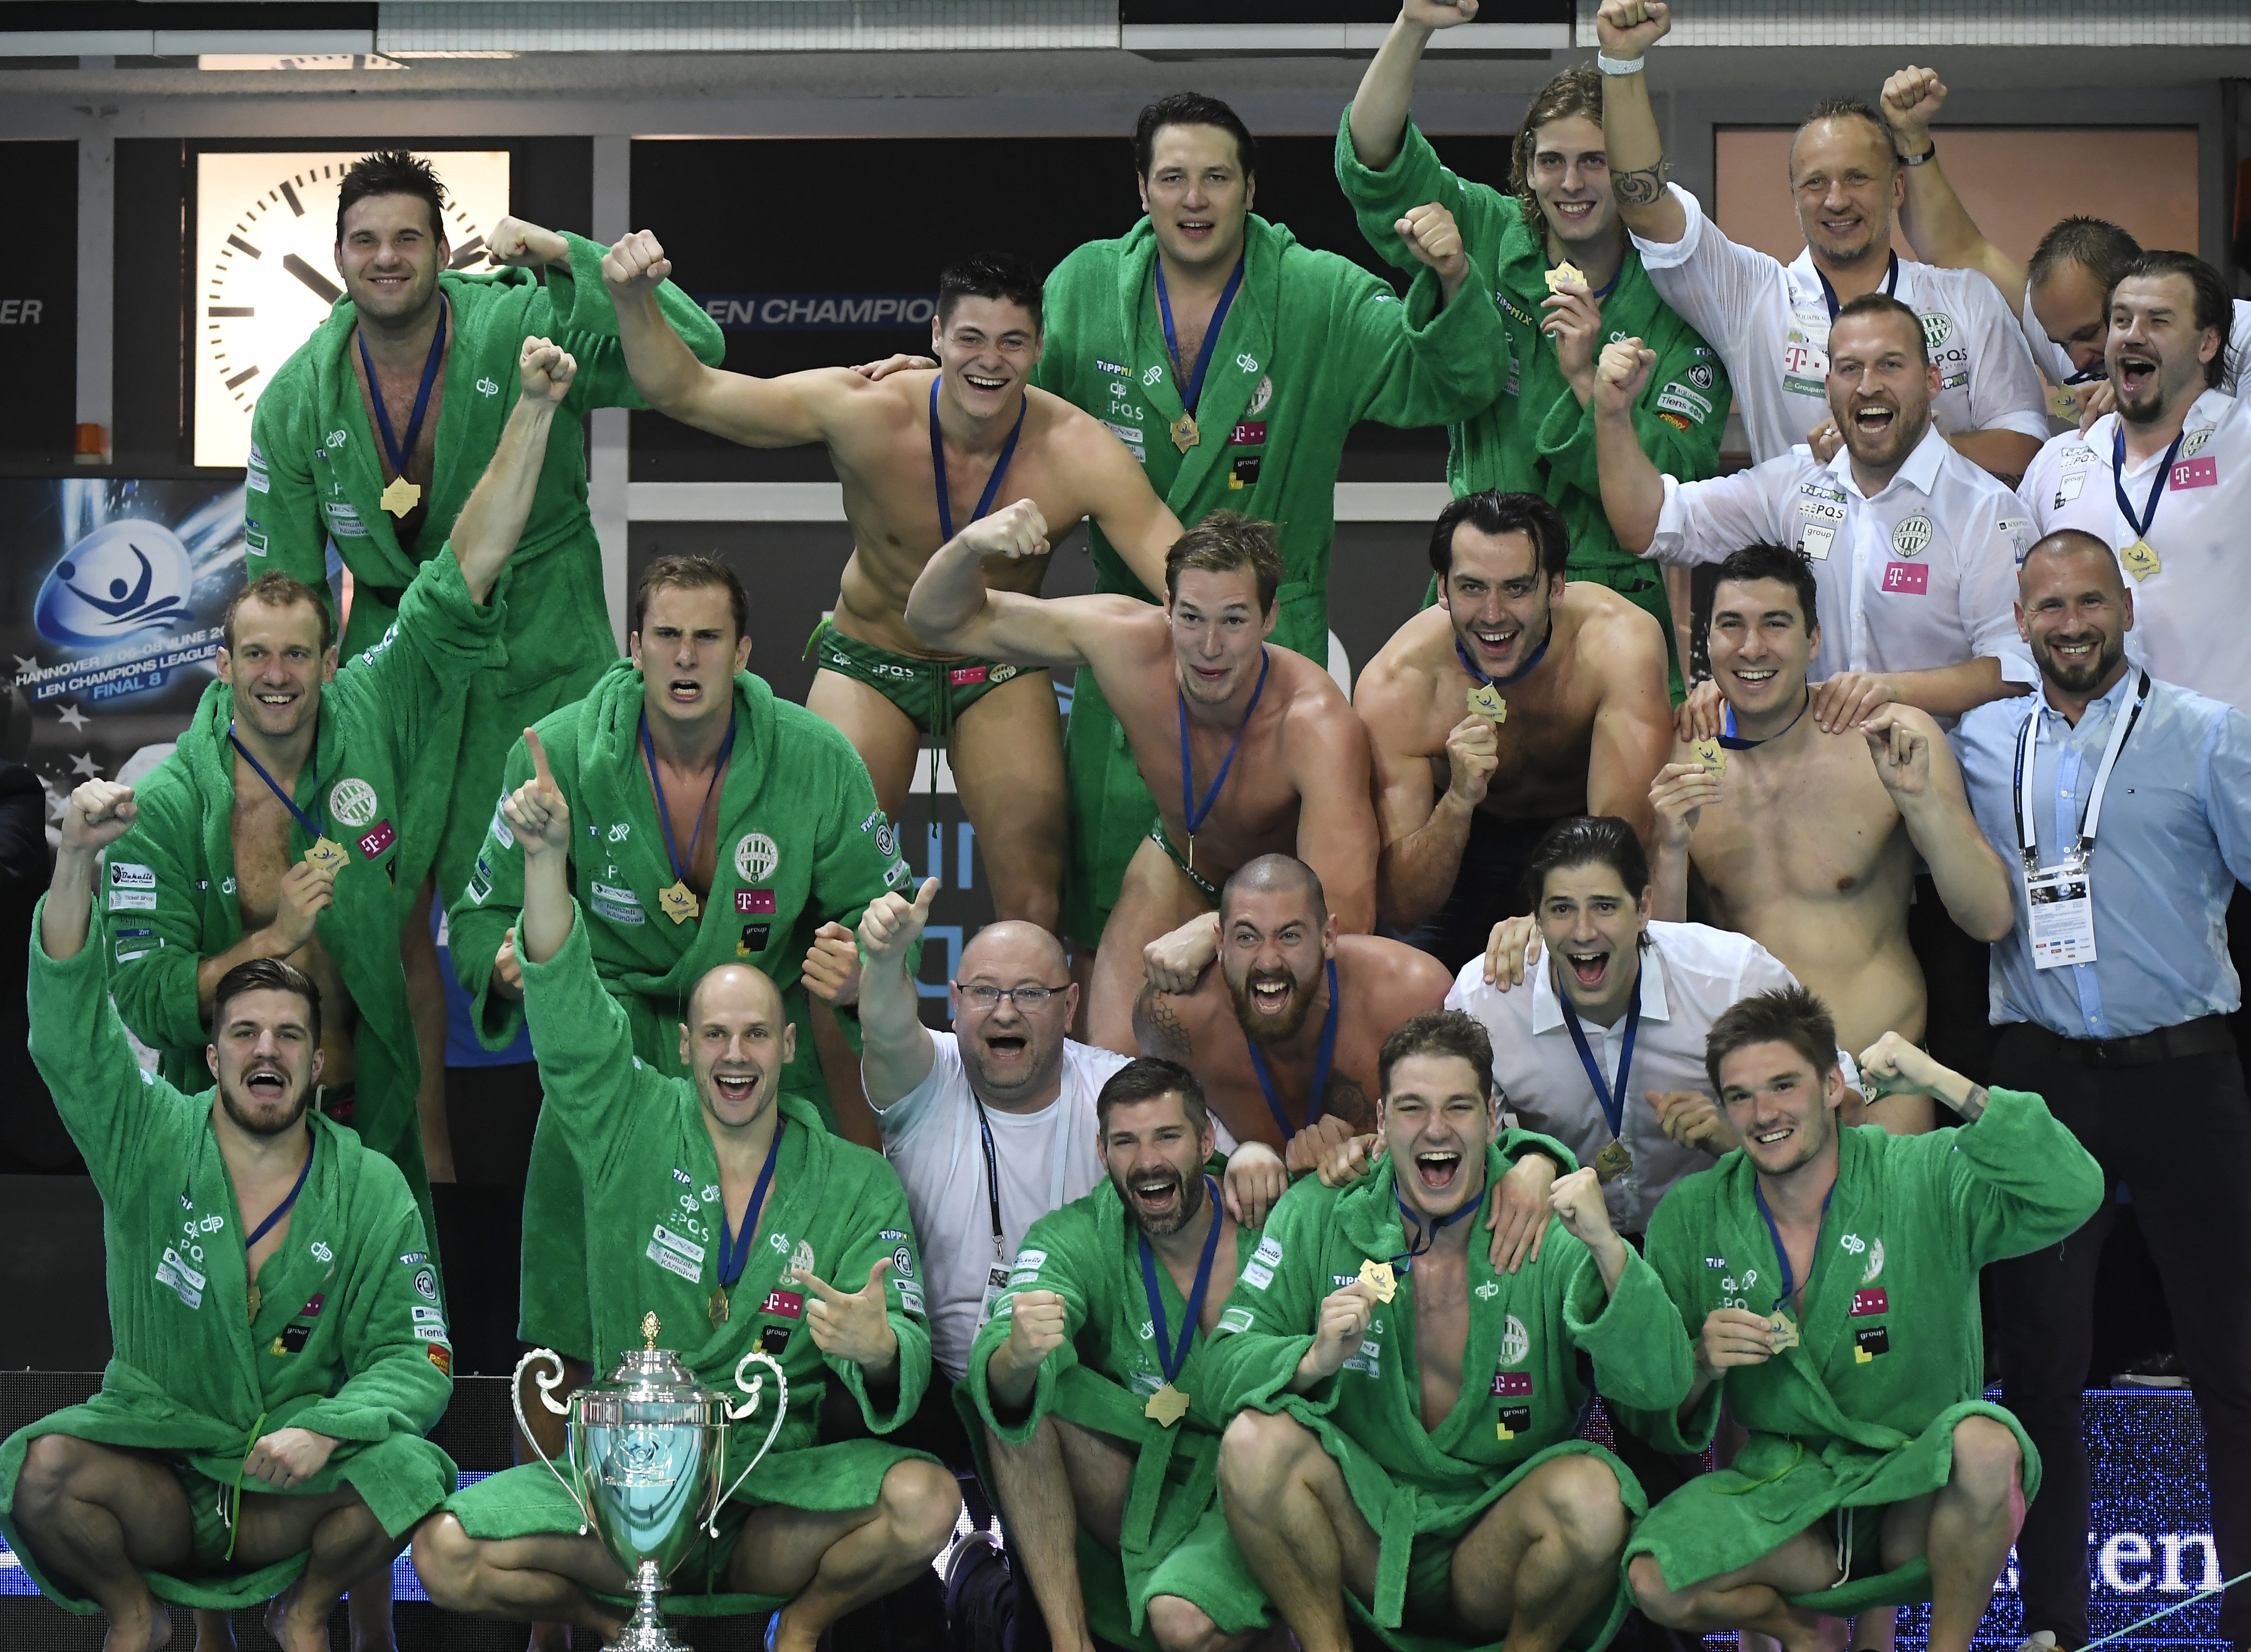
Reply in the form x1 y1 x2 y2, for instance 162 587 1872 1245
707 1350 790 1536
510 1346 592 1535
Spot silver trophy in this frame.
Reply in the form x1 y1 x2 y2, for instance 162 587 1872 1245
516 1311 791 1651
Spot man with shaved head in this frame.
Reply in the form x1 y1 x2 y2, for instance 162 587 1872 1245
1948 530 2251 1652
417 732 960 1648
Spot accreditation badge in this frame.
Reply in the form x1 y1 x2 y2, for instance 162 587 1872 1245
976 1263 1010 1329
2025 861 2097 968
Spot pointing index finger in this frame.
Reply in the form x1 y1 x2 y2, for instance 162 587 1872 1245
524 727 555 791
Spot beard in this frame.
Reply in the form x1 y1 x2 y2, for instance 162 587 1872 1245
2035 630 2127 696
219 1072 314 1138
1115 1161 1206 1237
1228 965 1320 1044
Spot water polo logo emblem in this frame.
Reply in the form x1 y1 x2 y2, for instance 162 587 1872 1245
35 520 195 648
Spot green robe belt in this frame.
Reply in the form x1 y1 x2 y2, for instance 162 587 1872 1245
958 1178 1272 1648
1202 1133 1689 1652
0 902 456 1615
1034 213 1512 946
441 902 935 1614
103 549 506 1252
1621 1092 2105 1616
247 231 726 900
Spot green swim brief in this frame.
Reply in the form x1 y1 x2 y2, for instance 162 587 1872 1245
168 1459 237 1570
806 618 1043 739
1149 818 1220 905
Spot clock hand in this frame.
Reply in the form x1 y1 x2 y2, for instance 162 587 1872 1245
283 254 342 306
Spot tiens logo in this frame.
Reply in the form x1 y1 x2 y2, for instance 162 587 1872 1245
1891 513 1934 559
1499 1314 1530 1367
735 832 779 882
327 778 378 829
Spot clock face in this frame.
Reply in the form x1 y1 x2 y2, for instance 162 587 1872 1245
193 149 510 468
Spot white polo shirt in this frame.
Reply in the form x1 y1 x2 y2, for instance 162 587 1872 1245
2021 284 2251 399
1646 421 2036 698
1632 184 2048 465
1446 922 1854 1237
2016 388 2251 716
871 1032 1126 1381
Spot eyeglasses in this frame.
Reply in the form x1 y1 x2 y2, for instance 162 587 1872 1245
953 982 1070 1010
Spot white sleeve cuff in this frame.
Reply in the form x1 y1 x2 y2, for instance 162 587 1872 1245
1985 409 2054 441
1646 472 1691 563
1627 182 1704 267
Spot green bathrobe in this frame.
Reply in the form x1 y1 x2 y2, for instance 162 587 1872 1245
1620 1093 2105 1616
1334 111 1733 698
247 231 725 901
1202 1134 1691 1652
1034 215 1511 947
104 549 506 1256
0 896 456 1615
957 1177 1272 1651
443 904 935 1616
445 657 914 1359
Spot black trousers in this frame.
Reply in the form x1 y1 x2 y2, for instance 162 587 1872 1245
1986 1025 2251 1650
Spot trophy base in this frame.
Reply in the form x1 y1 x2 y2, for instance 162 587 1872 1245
613 1558 695 1651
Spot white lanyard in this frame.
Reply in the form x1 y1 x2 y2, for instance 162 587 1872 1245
2011 670 2151 872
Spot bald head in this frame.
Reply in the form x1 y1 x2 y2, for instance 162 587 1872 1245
680 961 793 1128
960 919 1069 984
1221 854 1328 926
689 961 785 1026
2020 529 2126 599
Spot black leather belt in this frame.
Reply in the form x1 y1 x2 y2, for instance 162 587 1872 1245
2021 1015 2236 1069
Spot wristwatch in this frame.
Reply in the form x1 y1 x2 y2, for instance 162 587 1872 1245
1898 138 1938 166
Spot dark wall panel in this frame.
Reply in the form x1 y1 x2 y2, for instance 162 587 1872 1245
0 142 79 466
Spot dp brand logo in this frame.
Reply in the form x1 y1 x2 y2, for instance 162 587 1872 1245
34 520 194 648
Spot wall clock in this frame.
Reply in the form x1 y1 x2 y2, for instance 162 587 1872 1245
193 149 510 467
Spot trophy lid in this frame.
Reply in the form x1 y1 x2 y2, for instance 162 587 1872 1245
599 1312 725 1402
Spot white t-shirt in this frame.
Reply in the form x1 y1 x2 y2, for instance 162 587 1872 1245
1633 184 2048 465
2022 283 2251 399
871 1032 1126 1381
2016 388 2251 716
1648 421 2036 702
1446 923 1852 1237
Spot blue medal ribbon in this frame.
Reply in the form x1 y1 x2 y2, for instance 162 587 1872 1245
2112 421 2188 546
1138 1177 1225 1385
1755 1180 1835 1316
640 712 736 887
1557 965 1641 1139
1813 252 1898 323
1156 259 1246 415
717 1119 786 1292
1179 648 1271 846
930 376 1028 544
1719 688 1812 751
1244 958 1339 1142
356 296 449 490
1454 620 1553 694
1391 1187 1481 1272
244 1144 314 1251
228 724 323 842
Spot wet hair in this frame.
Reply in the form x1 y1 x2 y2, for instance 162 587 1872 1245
1378 1009 1495 1101
1165 513 1283 615
1704 985 1839 1096
2028 216 2142 297
2114 249 2234 390
1427 490 1570 584
212 956 323 1050
1522 815 1651 909
336 149 448 244
1095 1056 1213 1140
937 251 1045 332
635 554 749 643
224 572 334 655
1831 292 1929 366
1511 63 1604 227
1220 854 1328 928
1791 97 1895 174
1134 92 1259 181
1710 542 1820 636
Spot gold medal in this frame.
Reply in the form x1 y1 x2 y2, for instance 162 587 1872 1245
1593 1138 1634 1183
380 474 421 517
1356 1258 1397 1304
709 1288 729 1328
656 879 700 924
1692 737 1726 774
1545 260 1587 293
1467 682 1508 722
1170 413 1199 453
1144 1383 1192 1427
2120 538 2162 580
1765 1309 1801 1352
2046 383 2084 421
246 1284 262 1324
303 837 349 875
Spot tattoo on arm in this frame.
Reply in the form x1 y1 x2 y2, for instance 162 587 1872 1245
1134 985 1192 1060
1612 163 1667 208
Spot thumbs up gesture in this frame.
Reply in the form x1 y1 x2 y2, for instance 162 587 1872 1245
859 876 939 968
502 727 573 858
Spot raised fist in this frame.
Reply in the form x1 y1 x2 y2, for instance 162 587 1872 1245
518 336 578 404
602 230 672 297
1595 0 1670 59
486 216 569 271
1401 0 1478 27
1397 202 1468 284
61 779 136 854
960 498 1050 562
1879 65 1947 147
1594 338 1656 417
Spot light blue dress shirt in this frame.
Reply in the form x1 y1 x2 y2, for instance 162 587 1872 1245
1951 668 2251 1039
